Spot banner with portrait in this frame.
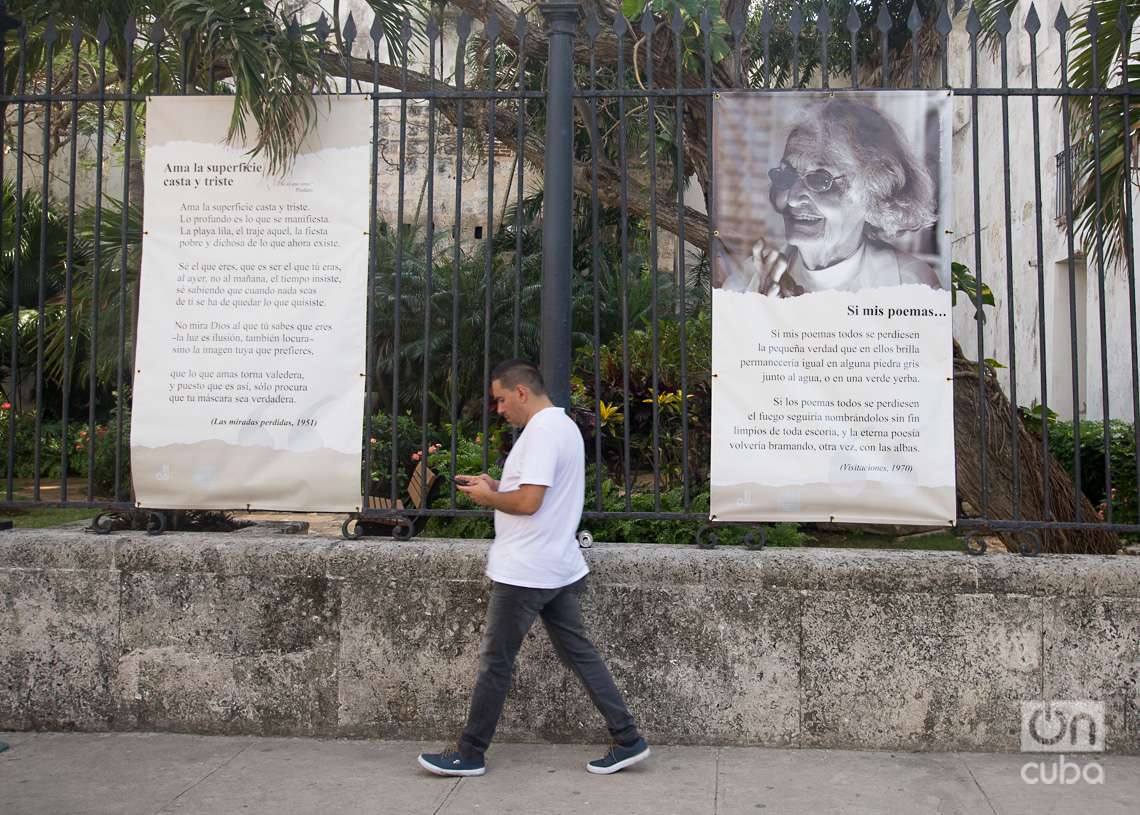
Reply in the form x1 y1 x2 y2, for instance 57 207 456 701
131 96 371 511
710 91 955 526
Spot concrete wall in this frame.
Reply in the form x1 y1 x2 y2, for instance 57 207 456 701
2 529 1138 753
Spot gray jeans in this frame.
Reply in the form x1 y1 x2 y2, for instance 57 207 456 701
458 576 640 759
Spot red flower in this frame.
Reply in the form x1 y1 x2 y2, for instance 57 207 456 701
0 402 9 410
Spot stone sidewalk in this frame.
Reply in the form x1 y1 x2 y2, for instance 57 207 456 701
2 732 1138 815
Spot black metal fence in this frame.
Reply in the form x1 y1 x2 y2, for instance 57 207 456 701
0 0 1137 553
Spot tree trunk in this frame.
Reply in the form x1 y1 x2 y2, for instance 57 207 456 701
953 343 1118 555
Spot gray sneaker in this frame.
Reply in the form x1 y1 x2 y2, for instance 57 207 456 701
586 738 650 774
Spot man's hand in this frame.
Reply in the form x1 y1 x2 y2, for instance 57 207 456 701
455 473 498 505
456 474 545 516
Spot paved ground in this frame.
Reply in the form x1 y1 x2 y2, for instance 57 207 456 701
1 732 1137 814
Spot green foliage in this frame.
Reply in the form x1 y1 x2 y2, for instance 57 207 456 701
0 184 139 415
366 410 441 497
426 428 507 479
0 403 130 497
739 1 946 88
372 193 698 428
583 468 808 546
619 1 732 73
0 180 92 411
0 180 81 315
1066 0 1140 272
369 220 543 425
77 396 132 499
364 409 505 500
576 309 712 489
1018 402 1059 436
9 0 425 174
421 512 495 540
418 426 504 540
0 410 66 481
0 505 100 529
55 196 142 390
1046 419 1138 525
394 417 811 546
951 261 995 322
165 0 334 174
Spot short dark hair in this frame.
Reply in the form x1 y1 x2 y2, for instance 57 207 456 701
490 359 546 395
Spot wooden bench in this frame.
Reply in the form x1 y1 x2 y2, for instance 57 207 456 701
353 458 443 539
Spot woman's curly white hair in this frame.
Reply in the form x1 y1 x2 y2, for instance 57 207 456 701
789 99 936 241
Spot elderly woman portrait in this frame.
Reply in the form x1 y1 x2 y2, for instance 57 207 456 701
721 98 942 297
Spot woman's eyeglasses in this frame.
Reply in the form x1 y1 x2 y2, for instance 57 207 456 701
768 165 845 194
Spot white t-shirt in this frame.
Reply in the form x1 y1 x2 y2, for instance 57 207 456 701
486 406 588 589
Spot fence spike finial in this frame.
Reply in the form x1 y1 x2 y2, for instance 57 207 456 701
613 9 630 38
818 3 832 36
1025 3 1041 36
875 2 891 33
671 4 684 35
315 12 330 42
400 17 412 44
640 6 655 35
72 21 85 49
758 5 774 35
343 11 358 49
995 6 1011 36
43 18 58 46
457 11 472 42
516 10 527 41
148 19 164 46
1117 1 1131 35
731 4 748 39
789 4 804 36
1085 3 1101 34
935 1 952 36
965 5 982 35
907 2 923 33
124 15 136 43
585 6 601 40
96 15 110 44
846 3 862 35
1054 4 1071 33
369 12 383 44
484 11 501 41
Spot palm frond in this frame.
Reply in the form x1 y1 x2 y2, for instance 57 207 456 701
1067 0 1140 272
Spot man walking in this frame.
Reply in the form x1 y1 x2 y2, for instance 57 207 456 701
417 359 649 777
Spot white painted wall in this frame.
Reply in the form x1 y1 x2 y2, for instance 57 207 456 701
948 0 1139 421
